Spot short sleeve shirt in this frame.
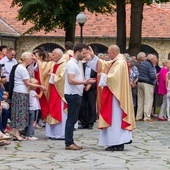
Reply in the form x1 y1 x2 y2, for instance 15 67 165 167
64 58 84 96
13 64 30 93
29 90 41 110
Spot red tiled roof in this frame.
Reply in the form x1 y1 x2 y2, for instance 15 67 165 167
0 18 20 36
0 0 170 38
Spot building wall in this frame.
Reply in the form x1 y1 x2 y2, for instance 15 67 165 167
16 36 170 65
142 39 170 64
0 37 16 49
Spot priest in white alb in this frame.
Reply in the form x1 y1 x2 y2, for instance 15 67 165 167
87 45 136 151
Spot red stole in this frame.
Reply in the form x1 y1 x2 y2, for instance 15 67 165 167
99 63 130 130
100 86 113 126
49 64 64 122
34 70 49 120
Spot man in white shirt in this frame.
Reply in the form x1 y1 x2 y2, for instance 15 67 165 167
0 48 18 92
64 43 96 150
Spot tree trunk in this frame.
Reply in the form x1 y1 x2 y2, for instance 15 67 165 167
116 0 126 53
128 0 144 56
64 19 76 44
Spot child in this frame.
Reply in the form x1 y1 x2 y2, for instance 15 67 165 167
26 78 43 140
1 91 10 110
166 72 170 121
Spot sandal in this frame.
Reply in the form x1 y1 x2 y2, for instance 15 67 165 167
13 135 25 141
0 140 11 146
0 134 11 140
0 141 6 146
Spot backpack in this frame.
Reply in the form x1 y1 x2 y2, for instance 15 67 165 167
8 64 19 99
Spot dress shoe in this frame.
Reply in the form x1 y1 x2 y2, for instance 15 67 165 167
125 140 132 144
144 118 154 122
158 117 167 121
88 126 93 130
49 137 65 140
65 144 82 150
78 125 89 129
74 143 83 149
105 144 124 151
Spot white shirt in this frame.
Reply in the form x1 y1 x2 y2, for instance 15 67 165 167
29 90 41 110
64 57 84 96
0 56 18 82
84 64 91 80
13 64 30 93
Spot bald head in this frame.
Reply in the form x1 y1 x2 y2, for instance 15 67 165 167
52 48 63 62
108 45 120 60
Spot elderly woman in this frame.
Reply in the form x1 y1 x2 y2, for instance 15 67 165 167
127 57 139 115
10 52 46 141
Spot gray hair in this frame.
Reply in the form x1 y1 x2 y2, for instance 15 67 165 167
137 52 146 60
147 54 157 60
53 48 63 56
124 53 130 60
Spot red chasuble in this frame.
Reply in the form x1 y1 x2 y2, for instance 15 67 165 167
49 64 66 122
34 70 49 120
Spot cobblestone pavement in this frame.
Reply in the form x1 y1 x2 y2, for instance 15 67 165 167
1 120 170 170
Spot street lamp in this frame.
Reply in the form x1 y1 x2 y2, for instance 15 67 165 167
76 13 87 43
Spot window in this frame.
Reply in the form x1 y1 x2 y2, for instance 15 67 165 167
34 43 64 52
141 44 158 58
88 43 108 55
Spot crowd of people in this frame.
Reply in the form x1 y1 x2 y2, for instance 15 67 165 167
0 42 169 151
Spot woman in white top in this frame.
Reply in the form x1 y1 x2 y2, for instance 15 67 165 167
10 52 46 141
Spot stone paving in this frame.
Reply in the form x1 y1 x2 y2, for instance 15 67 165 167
0 120 170 170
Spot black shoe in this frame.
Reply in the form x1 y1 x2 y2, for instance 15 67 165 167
105 144 124 151
49 137 65 140
125 140 132 144
78 125 89 129
88 125 93 129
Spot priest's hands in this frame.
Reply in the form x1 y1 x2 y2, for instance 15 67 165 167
87 46 95 58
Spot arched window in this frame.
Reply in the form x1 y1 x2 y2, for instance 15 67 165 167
141 44 158 58
88 43 108 55
168 52 170 60
34 43 64 52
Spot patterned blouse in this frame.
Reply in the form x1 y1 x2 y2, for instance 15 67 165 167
129 65 139 83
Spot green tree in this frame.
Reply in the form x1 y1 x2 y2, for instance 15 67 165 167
11 0 170 54
116 0 126 53
128 0 170 56
11 0 116 43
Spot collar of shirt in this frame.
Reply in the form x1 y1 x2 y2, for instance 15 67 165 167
70 57 79 64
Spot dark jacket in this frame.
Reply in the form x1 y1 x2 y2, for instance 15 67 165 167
83 62 97 90
138 59 156 85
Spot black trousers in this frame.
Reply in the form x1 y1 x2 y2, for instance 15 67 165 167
64 94 82 146
79 90 96 127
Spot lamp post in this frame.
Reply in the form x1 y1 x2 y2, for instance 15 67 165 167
76 13 87 43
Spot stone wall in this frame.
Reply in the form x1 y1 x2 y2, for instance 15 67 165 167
142 39 170 65
0 37 16 49
16 36 170 65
